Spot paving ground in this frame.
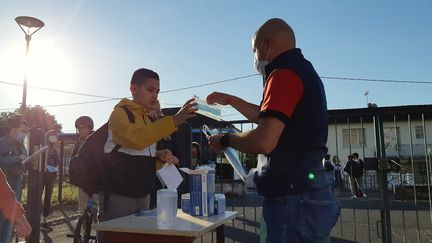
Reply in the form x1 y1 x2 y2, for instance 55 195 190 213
15 196 432 243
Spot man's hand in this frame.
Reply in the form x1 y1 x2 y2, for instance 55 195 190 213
157 149 179 165
173 99 198 126
207 134 225 153
206 92 232 106
14 215 32 238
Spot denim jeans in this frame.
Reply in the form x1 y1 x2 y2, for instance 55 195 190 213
263 186 340 243
0 175 23 243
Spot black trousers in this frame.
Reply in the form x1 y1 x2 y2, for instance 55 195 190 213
42 172 57 217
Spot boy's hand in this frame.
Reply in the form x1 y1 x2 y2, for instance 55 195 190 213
157 149 179 165
174 99 198 126
14 215 32 238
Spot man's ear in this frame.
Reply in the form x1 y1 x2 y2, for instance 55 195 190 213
130 84 136 96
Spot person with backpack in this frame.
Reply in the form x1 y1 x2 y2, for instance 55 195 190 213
343 155 363 198
72 116 96 212
97 68 196 242
353 152 366 198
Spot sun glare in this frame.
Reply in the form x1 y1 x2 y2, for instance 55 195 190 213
0 39 76 107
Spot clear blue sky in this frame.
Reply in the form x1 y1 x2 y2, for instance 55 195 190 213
1 0 431 131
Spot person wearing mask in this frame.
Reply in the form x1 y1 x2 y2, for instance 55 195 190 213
207 18 339 242
0 115 28 242
40 130 60 231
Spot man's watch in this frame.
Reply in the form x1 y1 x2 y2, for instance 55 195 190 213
219 133 230 148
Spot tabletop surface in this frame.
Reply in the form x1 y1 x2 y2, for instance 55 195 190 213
93 210 238 238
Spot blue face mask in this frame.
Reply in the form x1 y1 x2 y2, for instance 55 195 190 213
16 131 27 142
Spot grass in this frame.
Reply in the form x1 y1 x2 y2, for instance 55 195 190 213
21 179 79 209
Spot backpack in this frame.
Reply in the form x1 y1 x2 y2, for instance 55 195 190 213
68 106 157 198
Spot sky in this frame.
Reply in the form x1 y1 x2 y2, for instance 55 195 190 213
0 0 431 132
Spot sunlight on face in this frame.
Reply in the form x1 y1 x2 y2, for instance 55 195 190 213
0 39 76 105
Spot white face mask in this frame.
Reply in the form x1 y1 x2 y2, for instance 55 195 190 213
16 131 26 142
253 42 270 76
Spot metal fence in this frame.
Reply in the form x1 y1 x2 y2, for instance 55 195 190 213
45 107 432 243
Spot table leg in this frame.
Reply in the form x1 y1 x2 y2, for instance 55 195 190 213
216 225 225 243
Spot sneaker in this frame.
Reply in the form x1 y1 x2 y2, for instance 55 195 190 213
351 195 357 199
41 222 53 231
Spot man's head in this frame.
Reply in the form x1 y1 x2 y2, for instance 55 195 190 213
130 68 160 110
7 115 28 142
75 116 94 138
347 155 354 161
325 154 331 161
252 18 296 74
352 153 359 159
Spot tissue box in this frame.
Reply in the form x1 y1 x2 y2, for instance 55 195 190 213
181 193 190 214
214 194 226 215
180 167 215 216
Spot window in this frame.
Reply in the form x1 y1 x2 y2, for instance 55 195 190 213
384 127 401 150
415 126 424 139
342 128 366 148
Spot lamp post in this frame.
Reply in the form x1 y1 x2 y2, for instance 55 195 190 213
15 16 44 114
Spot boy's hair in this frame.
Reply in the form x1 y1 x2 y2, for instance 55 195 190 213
352 152 359 158
130 68 159 86
324 154 331 160
7 114 28 131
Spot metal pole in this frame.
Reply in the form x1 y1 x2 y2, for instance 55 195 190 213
374 111 392 243
20 35 31 114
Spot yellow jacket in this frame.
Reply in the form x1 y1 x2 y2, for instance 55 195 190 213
109 98 177 151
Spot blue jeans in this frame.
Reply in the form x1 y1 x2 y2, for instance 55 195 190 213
263 186 340 243
0 175 23 243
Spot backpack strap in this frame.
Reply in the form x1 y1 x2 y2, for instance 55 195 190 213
121 106 135 123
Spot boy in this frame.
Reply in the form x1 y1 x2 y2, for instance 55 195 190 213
99 68 196 231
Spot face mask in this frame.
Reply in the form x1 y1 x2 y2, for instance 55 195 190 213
253 42 270 76
48 135 58 144
16 132 26 142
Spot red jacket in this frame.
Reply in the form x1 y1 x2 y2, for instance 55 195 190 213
0 169 24 221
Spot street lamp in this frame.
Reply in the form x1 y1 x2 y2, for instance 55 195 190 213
15 16 45 113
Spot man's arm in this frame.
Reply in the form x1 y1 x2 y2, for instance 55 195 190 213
228 96 260 123
209 117 285 154
206 92 260 123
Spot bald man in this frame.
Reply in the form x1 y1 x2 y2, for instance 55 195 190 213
207 18 340 242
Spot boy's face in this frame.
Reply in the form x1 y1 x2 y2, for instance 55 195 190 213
131 78 160 110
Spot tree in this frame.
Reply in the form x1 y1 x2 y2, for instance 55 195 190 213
0 106 62 136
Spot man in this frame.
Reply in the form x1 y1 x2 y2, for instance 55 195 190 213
72 116 96 212
207 18 339 242
352 152 366 198
343 155 358 198
0 168 32 239
0 115 28 242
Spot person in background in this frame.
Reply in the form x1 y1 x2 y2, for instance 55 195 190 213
333 155 343 190
191 142 201 169
343 155 362 198
352 152 366 198
323 154 335 192
0 168 32 240
0 114 28 242
72 116 96 212
40 130 60 231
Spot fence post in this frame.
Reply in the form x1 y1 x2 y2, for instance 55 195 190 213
58 140 64 204
26 126 44 243
373 109 392 243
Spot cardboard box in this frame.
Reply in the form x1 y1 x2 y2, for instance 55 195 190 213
214 194 226 215
181 193 190 214
180 167 215 216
